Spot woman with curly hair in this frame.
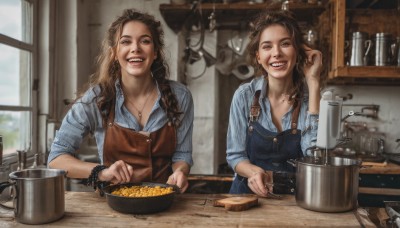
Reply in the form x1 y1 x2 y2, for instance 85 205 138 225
227 10 323 196
48 9 193 192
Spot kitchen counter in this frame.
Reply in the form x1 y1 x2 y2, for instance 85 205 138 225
360 161 400 174
0 191 365 227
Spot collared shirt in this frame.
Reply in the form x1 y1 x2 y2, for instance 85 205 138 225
226 76 319 171
48 80 194 166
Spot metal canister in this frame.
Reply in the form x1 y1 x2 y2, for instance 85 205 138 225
349 32 371 66
0 169 66 224
373 33 392 66
0 135 3 165
394 37 400 66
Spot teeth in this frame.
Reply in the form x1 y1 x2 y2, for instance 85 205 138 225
128 58 143 62
271 62 285 67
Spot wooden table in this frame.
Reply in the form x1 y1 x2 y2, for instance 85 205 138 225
0 191 364 227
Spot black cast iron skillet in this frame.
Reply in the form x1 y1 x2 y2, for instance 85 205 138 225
101 182 178 214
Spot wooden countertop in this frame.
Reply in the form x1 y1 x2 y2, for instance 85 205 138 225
360 162 400 175
0 192 364 227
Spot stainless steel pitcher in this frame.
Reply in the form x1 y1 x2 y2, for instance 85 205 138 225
373 33 392 66
349 32 371 66
392 36 400 66
0 168 66 225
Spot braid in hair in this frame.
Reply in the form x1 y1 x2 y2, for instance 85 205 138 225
152 59 183 127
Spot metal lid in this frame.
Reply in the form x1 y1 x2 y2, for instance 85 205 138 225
375 33 392 38
351 32 368 39
9 168 66 180
297 156 361 166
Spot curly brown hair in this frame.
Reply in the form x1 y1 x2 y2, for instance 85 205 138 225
247 10 308 102
88 9 182 126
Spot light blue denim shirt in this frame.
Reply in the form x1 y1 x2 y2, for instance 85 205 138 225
48 80 194 166
226 76 319 171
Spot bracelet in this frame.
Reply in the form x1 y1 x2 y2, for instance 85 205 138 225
87 165 108 191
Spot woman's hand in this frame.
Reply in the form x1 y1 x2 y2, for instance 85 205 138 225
167 169 189 193
247 170 273 197
303 45 323 87
98 160 134 184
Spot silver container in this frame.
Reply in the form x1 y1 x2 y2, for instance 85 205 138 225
373 33 392 66
349 32 371 66
289 157 361 212
0 168 66 224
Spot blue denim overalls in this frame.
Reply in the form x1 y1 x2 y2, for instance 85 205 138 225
229 90 303 194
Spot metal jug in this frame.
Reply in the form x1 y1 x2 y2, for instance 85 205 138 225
349 32 371 66
392 36 400 66
0 169 66 225
373 33 392 66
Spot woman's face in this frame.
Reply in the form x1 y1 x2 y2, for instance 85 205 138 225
256 24 297 80
116 20 157 79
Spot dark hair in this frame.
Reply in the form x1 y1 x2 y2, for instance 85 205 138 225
247 10 307 102
88 9 182 126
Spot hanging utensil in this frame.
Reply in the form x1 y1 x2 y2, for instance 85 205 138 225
208 1 216 32
183 1 217 80
227 26 250 56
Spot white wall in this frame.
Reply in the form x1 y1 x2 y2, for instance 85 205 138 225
326 85 400 153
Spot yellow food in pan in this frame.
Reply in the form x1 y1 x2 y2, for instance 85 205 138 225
111 185 174 197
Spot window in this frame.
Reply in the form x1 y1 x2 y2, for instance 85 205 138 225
0 0 37 157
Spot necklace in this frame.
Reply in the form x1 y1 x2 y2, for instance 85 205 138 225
281 94 289 103
126 86 155 121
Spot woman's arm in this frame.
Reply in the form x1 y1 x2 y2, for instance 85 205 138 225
303 47 323 114
167 83 194 192
49 154 97 178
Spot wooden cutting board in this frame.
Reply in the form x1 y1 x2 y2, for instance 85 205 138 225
213 196 258 211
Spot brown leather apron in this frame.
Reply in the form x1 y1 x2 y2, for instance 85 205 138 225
103 105 177 183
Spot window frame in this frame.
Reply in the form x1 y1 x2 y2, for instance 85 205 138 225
0 0 38 163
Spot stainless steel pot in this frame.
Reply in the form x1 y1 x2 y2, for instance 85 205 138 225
288 156 361 212
0 168 66 224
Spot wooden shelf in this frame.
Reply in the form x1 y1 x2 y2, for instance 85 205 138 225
159 2 326 33
323 0 400 84
329 66 400 79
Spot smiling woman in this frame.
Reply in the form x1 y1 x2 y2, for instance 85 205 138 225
47 9 194 194
0 0 35 157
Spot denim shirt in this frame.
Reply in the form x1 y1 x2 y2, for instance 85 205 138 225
48 80 194 166
226 76 319 171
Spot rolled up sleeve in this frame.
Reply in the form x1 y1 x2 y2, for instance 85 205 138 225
226 88 250 172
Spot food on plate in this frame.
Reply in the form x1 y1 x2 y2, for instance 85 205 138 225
111 185 174 197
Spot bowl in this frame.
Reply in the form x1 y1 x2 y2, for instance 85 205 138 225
102 182 176 214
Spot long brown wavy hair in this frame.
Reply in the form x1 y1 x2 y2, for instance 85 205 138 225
88 9 182 126
247 10 308 103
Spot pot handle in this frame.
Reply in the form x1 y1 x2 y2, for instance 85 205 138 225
287 159 297 167
0 181 15 210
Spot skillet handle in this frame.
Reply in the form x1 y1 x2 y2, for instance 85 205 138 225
0 181 15 210
96 182 110 197
287 159 297 167
171 185 182 194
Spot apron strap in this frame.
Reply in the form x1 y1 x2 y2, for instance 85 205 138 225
248 90 302 133
107 103 116 127
249 90 261 122
290 100 301 134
